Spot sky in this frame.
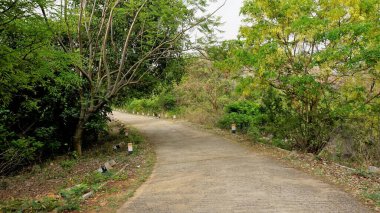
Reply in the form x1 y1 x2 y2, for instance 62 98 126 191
205 0 244 41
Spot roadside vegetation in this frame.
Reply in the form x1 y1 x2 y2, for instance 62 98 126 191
122 0 380 168
0 121 155 212
0 0 219 176
119 0 380 208
0 0 217 211
1 0 379 211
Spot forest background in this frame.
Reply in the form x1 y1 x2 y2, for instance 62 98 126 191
1 0 379 175
121 0 380 167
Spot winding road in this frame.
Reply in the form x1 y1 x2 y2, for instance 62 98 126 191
114 112 371 213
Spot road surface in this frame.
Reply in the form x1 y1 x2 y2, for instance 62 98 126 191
114 112 370 213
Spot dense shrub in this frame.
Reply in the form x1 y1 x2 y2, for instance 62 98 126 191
127 98 160 113
125 92 178 115
158 94 177 111
218 101 263 133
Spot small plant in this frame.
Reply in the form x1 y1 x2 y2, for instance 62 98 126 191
59 184 89 199
271 138 291 150
30 164 42 174
56 197 81 212
57 184 90 212
0 197 60 212
83 171 114 186
365 191 380 206
128 131 144 144
113 171 128 181
118 127 127 137
351 169 373 179
59 159 77 170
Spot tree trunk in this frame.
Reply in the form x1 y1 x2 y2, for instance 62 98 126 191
73 117 85 156
73 98 104 156
73 100 89 156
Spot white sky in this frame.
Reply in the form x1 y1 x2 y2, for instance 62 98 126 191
206 0 244 41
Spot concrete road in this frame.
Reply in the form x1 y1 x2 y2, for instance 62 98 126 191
114 112 371 213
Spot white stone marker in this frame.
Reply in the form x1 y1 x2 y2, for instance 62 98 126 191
128 143 133 154
231 123 237 134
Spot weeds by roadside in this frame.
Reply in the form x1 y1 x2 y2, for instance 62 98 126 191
0 120 155 212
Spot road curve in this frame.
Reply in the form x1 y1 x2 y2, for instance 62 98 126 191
114 112 371 213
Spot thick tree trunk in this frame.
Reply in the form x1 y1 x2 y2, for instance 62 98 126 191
73 100 89 156
73 118 85 156
73 98 105 156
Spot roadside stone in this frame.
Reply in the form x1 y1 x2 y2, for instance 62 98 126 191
82 191 94 199
368 166 380 174
108 160 117 167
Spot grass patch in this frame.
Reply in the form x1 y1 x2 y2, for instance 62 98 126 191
351 169 374 179
83 171 115 187
81 125 156 212
0 197 61 212
59 159 77 170
365 191 380 206
0 120 156 212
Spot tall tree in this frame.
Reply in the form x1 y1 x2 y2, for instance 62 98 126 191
0 0 85 173
39 0 225 155
240 0 379 152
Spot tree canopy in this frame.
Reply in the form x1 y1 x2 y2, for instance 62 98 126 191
0 0 222 174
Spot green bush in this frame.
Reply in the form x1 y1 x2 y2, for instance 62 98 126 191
0 136 44 174
271 138 291 150
158 93 177 111
218 101 263 133
127 98 160 113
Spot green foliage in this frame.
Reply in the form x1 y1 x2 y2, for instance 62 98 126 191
2 0 378 173
59 159 77 170
365 192 380 206
59 184 89 199
127 98 160 113
238 0 380 156
158 93 177 111
218 101 262 133
125 91 178 115
174 56 235 117
83 171 114 187
0 197 60 212
271 138 291 150
351 169 374 179
0 0 114 173
4 137 43 161
113 171 128 181
127 131 144 145
58 184 90 211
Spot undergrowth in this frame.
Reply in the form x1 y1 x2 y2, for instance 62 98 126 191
0 122 150 212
